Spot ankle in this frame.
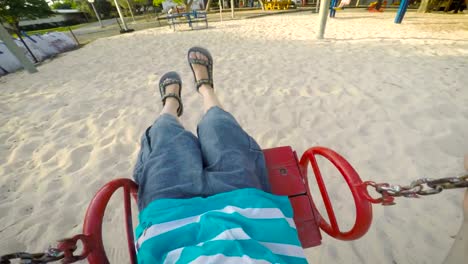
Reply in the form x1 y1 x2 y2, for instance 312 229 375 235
163 98 179 113
199 84 214 96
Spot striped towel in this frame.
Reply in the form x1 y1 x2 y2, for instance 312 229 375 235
135 188 307 263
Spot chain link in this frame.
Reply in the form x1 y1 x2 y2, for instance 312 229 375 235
363 174 468 205
0 247 64 264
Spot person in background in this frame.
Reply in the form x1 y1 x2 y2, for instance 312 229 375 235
334 0 351 10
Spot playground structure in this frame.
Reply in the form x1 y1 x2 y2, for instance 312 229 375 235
264 0 294 9
317 0 413 39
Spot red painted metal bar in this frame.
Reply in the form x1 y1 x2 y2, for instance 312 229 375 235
70 178 138 264
124 185 138 264
299 147 373 240
308 153 340 233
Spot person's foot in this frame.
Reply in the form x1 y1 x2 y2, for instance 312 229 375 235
163 82 180 106
159 72 183 116
188 50 213 93
164 82 180 99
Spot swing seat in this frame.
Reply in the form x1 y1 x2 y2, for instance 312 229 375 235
56 146 373 264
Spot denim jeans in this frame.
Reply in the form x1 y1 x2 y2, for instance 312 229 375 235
133 106 271 211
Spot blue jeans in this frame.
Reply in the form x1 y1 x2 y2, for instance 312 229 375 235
133 106 271 210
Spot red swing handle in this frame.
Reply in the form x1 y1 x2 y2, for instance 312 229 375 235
57 178 138 264
299 147 373 241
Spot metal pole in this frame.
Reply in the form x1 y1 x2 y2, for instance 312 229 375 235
219 0 223 22
114 0 130 31
115 17 123 31
231 0 234 18
316 0 331 39
355 0 360 7
126 0 137 23
316 0 320 12
68 27 80 46
17 33 38 63
395 0 409 24
90 2 104 28
0 24 37 73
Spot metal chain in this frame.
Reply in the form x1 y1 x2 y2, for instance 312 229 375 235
0 247 64 264
364 174 468 205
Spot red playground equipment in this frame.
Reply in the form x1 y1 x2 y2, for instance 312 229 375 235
1 146 467 264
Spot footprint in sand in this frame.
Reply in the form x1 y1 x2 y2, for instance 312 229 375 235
66 145 93 173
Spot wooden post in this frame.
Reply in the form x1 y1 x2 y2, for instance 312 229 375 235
317 0 331 39
0 24 37 73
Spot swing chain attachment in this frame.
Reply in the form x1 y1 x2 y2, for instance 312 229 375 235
362 174 468 206
0 247 64 264
0 234 84 264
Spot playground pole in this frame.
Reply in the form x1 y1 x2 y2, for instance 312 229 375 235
126 0 137 23
231 0 235 18
316 0 331 39
113 0 131 32
0 24 37 73
329 0 338 18
219 0 223 22
89 1 104 28
395 0 409 24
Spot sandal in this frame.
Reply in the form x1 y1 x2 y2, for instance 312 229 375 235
159 71 183 117
187 46 214 91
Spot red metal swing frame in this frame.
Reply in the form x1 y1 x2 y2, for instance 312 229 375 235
56 146 374 263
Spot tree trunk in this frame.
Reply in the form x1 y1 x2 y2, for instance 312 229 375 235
205 0 212 11
417 0 431 13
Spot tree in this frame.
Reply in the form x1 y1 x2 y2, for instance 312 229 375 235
153 0 194 12
74 0 93 17
0 0 53 31
95 0 113 18
51 0 77 9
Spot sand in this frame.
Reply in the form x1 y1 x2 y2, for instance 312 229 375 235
1 10 467 264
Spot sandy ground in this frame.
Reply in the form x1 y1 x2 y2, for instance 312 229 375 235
1 10 468 264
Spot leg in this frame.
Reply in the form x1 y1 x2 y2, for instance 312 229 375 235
133 77 204 211
188 49 270 195
197 106 270 195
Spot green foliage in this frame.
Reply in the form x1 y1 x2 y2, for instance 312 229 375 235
153 0 194 11
95 0 113 18
0 0 53 30
133 0 151 5
153 0 184 7
51 0 77 10
110 0 128 9
74 0 94 18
